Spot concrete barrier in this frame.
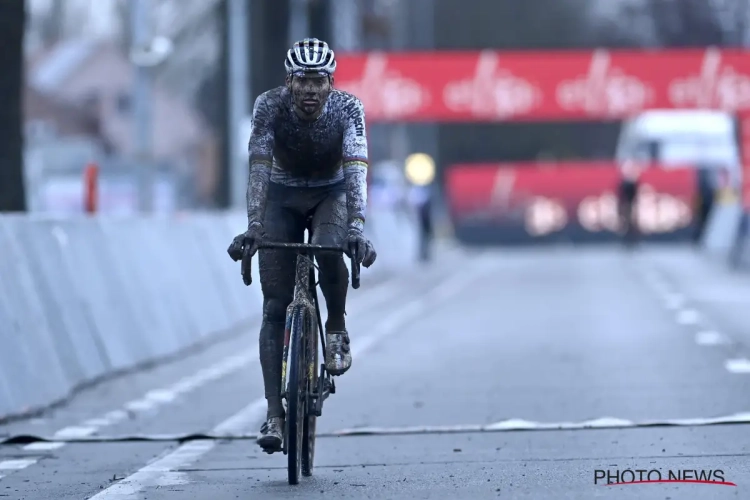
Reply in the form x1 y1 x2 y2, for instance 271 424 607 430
0 208 414 421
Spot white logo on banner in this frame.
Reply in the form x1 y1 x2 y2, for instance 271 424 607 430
557 50 653 116
669 47 750 111
337 53 430 119
444 51 541 118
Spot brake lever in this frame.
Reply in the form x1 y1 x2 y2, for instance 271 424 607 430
349 241 360 290
241 245 253 286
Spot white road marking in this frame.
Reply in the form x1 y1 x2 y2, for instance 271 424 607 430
88 400 270 498
352 335 379 356
22 442 65 451
324 411 750 436
52 426 97 439
89 256 495 498
103 410 128 424
82 418 114 427
211 400 267 437
725 358 750 374
171 379 201 394
145 390 177 403
644 272 749 379
87 441 216 498
695 331 729 346
124 400 156 412
51 226 68 248
676 309 700 325
0 459 38 470
5 347 260 480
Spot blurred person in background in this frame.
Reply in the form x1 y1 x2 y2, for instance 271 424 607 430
408 182 433 262
227 38 376 454
368 159 410 224
693 163 719 246
618 160 642 247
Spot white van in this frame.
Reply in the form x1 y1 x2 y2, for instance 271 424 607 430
615 109 742 193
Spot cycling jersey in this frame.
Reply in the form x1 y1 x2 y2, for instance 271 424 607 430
246 86 368 233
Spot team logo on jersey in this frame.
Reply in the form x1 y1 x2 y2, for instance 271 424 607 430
343 100 365 137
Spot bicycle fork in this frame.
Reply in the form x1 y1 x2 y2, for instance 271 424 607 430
280 305 295 402
281 303 319 400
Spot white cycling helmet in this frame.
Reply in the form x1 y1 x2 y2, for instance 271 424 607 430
285 38 336 75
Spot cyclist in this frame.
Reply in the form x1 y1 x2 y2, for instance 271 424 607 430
227 38 377 453
617 161 641 246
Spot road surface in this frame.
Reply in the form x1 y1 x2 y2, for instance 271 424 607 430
0 244 748 499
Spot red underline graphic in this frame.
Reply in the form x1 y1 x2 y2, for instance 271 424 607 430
605 480 737 486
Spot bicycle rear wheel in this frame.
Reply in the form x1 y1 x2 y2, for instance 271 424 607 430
301 307 318 476
285 306 307 485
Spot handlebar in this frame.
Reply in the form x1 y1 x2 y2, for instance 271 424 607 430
240 242 360 289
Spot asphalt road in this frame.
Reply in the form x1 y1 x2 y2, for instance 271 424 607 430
1 243 749 500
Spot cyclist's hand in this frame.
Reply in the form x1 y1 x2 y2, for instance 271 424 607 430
347 230 377 268
227 223 264 262
361 239 377 267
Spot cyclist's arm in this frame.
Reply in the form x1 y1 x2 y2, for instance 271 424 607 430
246 93 275 229
341 96 369 233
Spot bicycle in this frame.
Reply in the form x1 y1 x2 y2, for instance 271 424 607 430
240 219 360 485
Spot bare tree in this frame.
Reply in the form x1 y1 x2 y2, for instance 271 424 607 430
588 0 660 47
0 0 27 212
704 0 750 45
649 0 727 46
592 0 750 48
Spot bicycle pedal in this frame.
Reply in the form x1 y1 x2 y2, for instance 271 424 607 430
259 444 282 455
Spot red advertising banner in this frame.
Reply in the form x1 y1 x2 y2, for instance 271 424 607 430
739 111 750 210
445 163 695 239
337 48 750 213
335 48 750 122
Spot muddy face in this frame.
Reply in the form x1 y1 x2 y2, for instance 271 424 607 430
288 73 332 119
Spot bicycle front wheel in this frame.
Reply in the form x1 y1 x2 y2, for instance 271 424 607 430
285 306 307 485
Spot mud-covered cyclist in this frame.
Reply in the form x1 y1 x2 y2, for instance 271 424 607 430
227 38 377 453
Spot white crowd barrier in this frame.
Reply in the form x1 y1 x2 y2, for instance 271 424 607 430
701 200 750 267
702 201 742 253
0 208 414 421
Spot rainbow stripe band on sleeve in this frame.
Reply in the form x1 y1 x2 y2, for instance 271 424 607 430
249 158 273 167
343 159 369 169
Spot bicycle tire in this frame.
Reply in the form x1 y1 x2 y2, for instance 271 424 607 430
285 306 306 485
301 306 318 476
